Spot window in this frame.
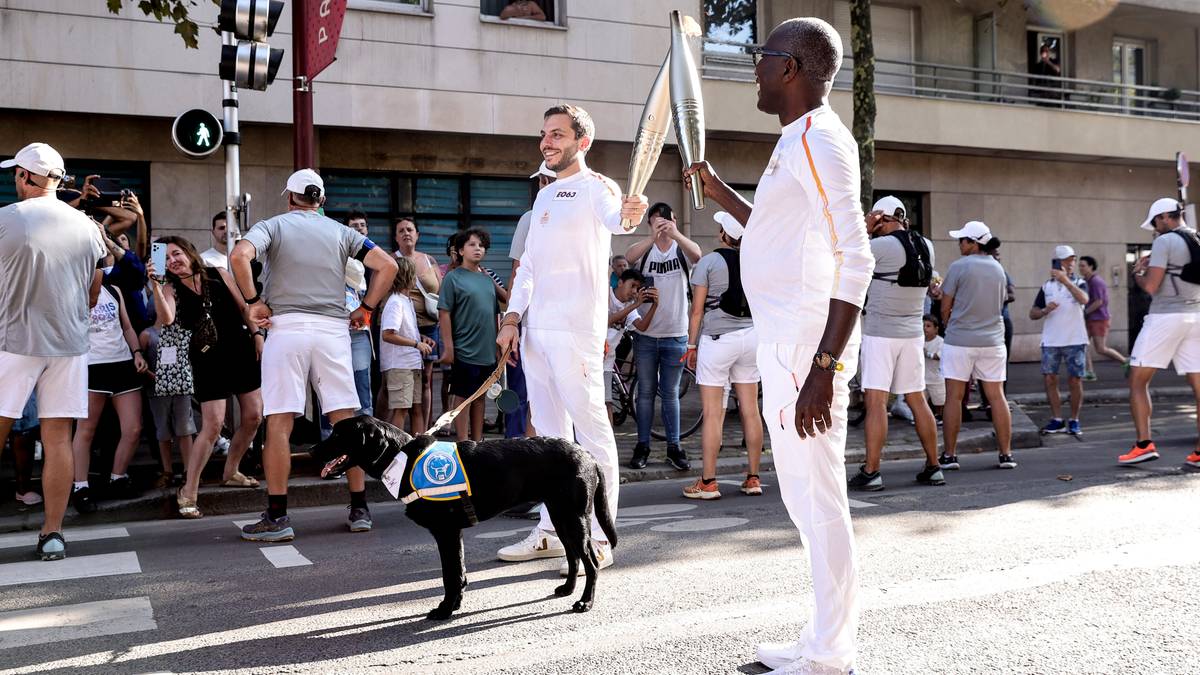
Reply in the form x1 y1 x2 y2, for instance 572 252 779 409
1113 38 1149 110
703 0 756 53
1027 28 1065 104
0 159 151 218
348 0 428 13
870 190 926 237
324 172 534 282
481 0 557 24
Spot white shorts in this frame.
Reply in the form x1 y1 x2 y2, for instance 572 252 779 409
925 379 946 407
0 351 88 419
261 313 360 417
696 326 760 387
859 334 925 395
940 344 1007 383
1129 312 1200 374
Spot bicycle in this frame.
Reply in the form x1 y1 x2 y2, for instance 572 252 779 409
609 353 702 441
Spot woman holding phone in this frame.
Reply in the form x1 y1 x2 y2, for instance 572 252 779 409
156 237 263 518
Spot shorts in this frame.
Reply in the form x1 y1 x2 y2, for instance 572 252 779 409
925 380 946 407
604 369 614 404
0 351 88 419
385 368 423 410
1129 312 1200 374
860 334 925 395
419 324 441 363
261 313 361 417
88 359 143 397
940 344 1007 383
149 394 197 441
696 326 760 388
1086 319 1110 338
1041 344 1087 378
11 393 39 433
449 360 496 399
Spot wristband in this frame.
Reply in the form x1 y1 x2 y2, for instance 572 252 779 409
133 349 144 355
686 344 697 350
255 328 267 338
244 293 261 305
500 315 521 329
360 301 377 312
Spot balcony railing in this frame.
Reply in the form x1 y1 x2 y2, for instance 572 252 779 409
702 38 1200 123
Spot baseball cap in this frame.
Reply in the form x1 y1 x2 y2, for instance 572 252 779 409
871 195 905 219
281 168 324 197
0 142 66 179
1140 197 1182 231
714 211 744 240
947 220 993 244
1054 245 1076 259
528 161 556 180
345 258 366 293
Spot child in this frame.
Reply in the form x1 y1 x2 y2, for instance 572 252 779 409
923 314 945 420
381 257 434 434
140 318 196 495
5 394 43 506
438 228 500 442
606 269 657 423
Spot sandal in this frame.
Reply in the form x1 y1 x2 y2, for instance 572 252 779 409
176 489 203 519
220 471 260 488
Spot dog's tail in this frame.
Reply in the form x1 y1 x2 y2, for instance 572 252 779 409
593 465 618 549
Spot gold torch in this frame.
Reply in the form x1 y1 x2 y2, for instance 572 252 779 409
669 10 706 211
622 54 671 232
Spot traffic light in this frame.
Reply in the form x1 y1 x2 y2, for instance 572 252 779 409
218 0 284 91
171 109 224 159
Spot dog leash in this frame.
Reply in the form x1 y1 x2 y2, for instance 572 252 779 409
426 345 513 437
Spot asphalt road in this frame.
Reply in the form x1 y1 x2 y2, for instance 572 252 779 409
1 401 1197 675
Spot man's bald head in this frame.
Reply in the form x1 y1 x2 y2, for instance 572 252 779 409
771 18 843 93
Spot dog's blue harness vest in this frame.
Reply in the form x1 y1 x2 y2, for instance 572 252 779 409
401 441 473 505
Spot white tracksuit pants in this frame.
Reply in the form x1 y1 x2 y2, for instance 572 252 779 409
522 327 619 542
758 341 860 671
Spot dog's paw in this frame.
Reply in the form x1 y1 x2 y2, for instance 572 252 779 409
426 606 454 621
571 600 593 613
553 583 574 597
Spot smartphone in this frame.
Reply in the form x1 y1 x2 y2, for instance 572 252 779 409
151 242 167 279
1051 258 1062 270
642 276 655 289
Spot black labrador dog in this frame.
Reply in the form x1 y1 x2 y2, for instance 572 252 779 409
311 416 617 620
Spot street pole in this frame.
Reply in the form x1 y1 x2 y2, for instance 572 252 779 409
293 2 314 170
222 30 243 269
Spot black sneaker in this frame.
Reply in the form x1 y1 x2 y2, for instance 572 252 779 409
106 476 139 501
847 465 884 491
916 464 946 486
997 454 1018 469
348 506 373 532
665 444 690 471
938 453 960 470
72 487 97 514
628 443 651 470
36 532 67 561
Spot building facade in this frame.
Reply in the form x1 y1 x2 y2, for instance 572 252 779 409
4 0 1200 358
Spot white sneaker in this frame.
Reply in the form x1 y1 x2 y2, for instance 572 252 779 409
757 641 803 670
559 540 613 576
497 528 565 562
215 435 231 456
765 657 849 675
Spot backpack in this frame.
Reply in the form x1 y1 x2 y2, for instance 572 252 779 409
638 243 692 301
1168 229 1200 285
872 230 933 288
713 248 751 318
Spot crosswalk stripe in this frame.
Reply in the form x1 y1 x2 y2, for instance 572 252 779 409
233 519 259 529
848 499 877 509
0 552 141 588
0 527 129 551
259 545 312 568
0 597 155 650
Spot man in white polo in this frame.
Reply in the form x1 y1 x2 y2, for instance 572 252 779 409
0 142 107 560
232 169 397 541
849 195 944 492
1029 245 1089 436
1120 197 1200 470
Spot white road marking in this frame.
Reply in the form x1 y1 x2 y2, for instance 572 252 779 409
0 527 129 551
716 479 771 487
474 527 533 540
232 519 260 529
0 597 155 650
258 545 312 568
848 499 877 509
617 515 695 527
619 503 698 518
0 552 141 588
650 517 749 533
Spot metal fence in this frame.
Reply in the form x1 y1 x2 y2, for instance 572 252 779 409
701 38 1200 123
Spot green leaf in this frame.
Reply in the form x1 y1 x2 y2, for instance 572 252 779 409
104 0 211 49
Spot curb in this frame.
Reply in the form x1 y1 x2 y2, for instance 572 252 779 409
1008 386 1193 406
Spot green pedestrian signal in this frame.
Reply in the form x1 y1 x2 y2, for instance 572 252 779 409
171 109 223 159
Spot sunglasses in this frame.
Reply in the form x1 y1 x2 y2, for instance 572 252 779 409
749 46 798 67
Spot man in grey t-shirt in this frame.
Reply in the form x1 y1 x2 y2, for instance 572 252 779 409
232 169 398 541
1121 197 1200 469
851 196 944 492
0 142 106 561
939 220 1014 471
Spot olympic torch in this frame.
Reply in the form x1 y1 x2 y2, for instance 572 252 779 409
622 53 671 232
669 10 706 211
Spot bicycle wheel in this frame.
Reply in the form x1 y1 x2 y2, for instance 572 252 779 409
650 367 702 441
610 372 629 427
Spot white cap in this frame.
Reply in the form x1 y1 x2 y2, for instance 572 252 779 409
871 195 905 219
948 220 993 244
1140 197 1182 231
1054 245 1076 260
0 142 66 179
281 168 324 197
714 211 744 239
528 161 556 180
344 258 366 293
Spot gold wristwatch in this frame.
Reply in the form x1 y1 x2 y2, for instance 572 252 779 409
812 351 844 372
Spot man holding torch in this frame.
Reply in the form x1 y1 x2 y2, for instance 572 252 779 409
684 18 872 675
495 105 648 574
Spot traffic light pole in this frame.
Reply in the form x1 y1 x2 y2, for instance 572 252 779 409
222 30 243 264
293 3 314 170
